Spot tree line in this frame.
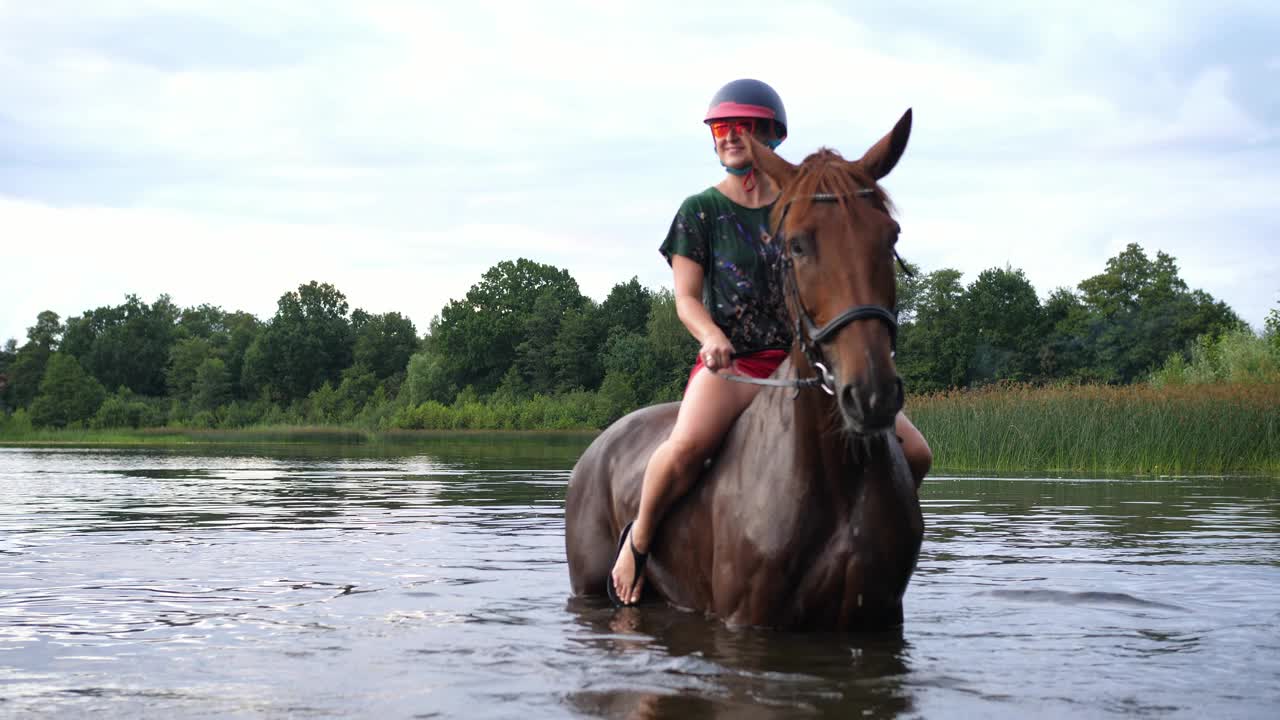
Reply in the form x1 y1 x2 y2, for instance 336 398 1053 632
1 244 1275 432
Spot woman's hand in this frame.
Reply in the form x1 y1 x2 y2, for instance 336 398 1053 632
699 332 735 373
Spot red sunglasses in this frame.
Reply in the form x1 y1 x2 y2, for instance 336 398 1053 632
708 119 758 139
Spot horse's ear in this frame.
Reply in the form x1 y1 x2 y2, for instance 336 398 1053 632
745 135 798 189
858 108 912 180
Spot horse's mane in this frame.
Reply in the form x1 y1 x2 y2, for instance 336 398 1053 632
771 148 896 233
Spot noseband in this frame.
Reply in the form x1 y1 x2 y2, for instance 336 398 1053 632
720 189 910 396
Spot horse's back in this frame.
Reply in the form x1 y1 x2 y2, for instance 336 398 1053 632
564 402 679 595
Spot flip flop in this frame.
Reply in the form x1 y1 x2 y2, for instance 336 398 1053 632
607 520 649 608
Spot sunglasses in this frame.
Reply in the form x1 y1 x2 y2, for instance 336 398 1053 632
708 119 759 140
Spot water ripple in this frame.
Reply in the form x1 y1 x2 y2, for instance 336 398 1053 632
0 447 1277 719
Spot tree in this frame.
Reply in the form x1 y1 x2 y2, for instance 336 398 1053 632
598 277 653 337
962 267 1044 384
167 337 214 401
242 282 354 402
61 295 179 396
897 269 971 392
175 304 228 341
27 310 64 350
403 351 454 406
191 358 232 413
222 311 263 399
1079 244 1243 382
640 289 699 402
553 304 605 392
0 338 14 413
4 311 65 410
352 310 419 380
433 259 586 393
1266 302 1280 355
514 290 572 394
1038 287 1100 381
894 260 926 325
29 353 106 428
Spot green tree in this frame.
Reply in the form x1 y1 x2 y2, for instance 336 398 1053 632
514 290 571 394
897 268 971 392
640 289 698 402
242 282 354 402
29 353 106 428
166 337 214 401
223 311 263 399
1265 302 1280 354
5 311 64 410
962 267 1045 385
894 260 926 325
553 304 605 392
191 358 232 413
175 304 227 340
1038 287 1100 381
352 310 419 380
27 310 64 349
61 295 179 396
0 338 15 413
597 368 640 423
335 364 378 417
433 259 586 393
598 277 653 336
1079 244 1243 382
403 351 455 406
92 387 164 429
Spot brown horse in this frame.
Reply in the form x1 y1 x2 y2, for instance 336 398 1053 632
565 110 923 631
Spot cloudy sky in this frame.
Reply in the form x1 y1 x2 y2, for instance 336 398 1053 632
3 0 1277 345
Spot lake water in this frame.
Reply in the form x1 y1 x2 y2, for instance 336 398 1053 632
1 440 1277 719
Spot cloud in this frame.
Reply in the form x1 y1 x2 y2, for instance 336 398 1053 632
1 0 1278 345
0 190 664 345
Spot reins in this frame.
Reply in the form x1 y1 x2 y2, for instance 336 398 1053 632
715 188 910 396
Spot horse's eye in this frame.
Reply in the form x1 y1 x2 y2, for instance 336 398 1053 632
790 235 809 256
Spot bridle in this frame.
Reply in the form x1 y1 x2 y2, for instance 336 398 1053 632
719 189 910 396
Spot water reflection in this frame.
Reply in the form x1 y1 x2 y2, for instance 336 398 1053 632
563 597 914 719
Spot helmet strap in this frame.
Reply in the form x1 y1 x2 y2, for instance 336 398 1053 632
718 137 780 193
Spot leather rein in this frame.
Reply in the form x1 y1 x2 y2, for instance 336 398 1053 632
718 189 910 395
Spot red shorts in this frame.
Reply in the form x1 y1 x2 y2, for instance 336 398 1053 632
687 348 788 389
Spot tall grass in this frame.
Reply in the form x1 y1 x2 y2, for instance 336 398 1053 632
910 381 1280 475
6 378 1278 475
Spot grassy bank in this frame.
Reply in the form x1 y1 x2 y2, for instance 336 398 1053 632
0 425 376 446
4 382 1277 475
0 425 597 447
909 381 1279 475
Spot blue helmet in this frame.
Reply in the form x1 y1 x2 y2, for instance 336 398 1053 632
704 78 788 141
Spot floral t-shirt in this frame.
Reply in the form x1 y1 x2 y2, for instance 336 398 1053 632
659 187 792 353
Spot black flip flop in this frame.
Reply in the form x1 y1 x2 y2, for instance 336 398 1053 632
607 520 649 608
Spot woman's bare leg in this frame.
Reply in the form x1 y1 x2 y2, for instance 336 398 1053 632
895 411 931 487
610 368 761 604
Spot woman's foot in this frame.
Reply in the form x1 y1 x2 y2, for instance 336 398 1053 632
608 521 649 607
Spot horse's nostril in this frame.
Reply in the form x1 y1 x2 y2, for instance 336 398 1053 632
839 385 856 414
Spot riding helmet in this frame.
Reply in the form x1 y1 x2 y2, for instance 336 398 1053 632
704 78 788 141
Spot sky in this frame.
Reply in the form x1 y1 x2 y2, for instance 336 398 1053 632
3 0 1278 346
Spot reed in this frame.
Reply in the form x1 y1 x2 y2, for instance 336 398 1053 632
6 382 1277 475
909 381 1280 475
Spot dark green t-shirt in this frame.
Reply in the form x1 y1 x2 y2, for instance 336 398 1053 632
659 187 792 352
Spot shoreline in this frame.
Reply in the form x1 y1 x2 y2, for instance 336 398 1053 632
2 422 1275 476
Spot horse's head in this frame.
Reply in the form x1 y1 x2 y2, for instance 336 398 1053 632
747 110 912 435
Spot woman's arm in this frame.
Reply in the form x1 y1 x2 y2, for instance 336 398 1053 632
672 255 734 371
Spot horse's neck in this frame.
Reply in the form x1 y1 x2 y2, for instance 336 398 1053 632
736 355 864 504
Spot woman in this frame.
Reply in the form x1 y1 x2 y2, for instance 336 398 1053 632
609 79 932 606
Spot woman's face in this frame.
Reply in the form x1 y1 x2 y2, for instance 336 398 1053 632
710 117 775 169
